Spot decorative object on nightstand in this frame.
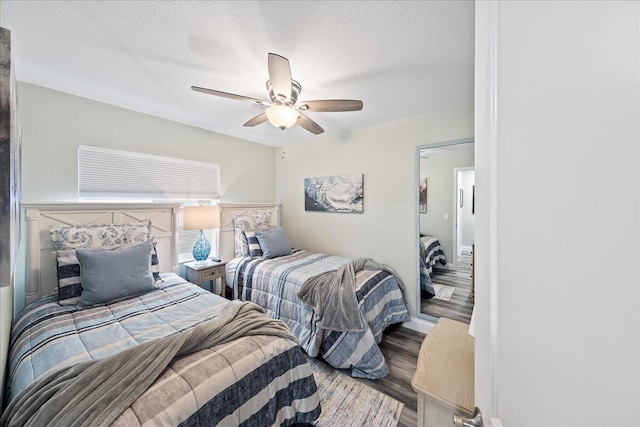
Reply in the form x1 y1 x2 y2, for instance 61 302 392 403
183 259 227 296
183 205 221 263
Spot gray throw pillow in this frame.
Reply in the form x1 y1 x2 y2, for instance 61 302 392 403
76 240 156 307
255 227 292 259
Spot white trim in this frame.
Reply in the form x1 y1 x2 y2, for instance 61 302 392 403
474 0 500 420
403 315 437 335
488 0 500 417
637 2 640 419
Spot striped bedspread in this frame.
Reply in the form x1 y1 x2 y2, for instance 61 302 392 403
420 235 448 275
6 273 320 426
232 250 410 379
419 235 447 297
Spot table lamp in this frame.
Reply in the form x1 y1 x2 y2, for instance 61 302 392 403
183 205 220 263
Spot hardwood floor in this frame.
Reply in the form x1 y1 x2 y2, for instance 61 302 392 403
420 253 474 324
312 260 472 427
328 326 425 427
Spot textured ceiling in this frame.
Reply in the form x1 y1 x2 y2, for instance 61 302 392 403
1 1 474 146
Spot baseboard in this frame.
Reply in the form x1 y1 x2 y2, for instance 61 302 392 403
403 316 437 334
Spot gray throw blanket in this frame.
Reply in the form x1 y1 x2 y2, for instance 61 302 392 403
297 257 406 332
0 301 295 427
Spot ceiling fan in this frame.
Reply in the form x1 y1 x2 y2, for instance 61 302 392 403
191 53 363 135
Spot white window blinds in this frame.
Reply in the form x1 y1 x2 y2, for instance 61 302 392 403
78 145 220 200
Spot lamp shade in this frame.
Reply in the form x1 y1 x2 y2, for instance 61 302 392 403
183 205 220 230
266 105 299 129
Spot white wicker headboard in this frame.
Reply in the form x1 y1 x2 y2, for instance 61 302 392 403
218 203 281 261
22 203 180 305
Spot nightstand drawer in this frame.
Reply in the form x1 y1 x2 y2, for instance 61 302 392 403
202 267 223 279
182 260 227 296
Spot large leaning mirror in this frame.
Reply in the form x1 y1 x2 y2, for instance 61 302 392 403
416 139 475 323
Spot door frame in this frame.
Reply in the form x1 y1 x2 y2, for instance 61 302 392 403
474 0 500 421
453 167 475 272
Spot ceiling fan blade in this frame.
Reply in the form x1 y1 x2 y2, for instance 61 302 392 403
298 99 363 112
268 53 292 100
297 113 324 135
191 86 268 105
243 113 268 127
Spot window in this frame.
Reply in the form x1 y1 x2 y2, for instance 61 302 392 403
78 145 220 200
78 145 221 262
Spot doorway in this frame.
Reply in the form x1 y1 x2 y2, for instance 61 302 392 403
455 168 475 270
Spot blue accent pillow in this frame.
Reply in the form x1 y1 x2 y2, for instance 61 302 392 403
76 240 156 307
56 241 162 306
255 227 292 259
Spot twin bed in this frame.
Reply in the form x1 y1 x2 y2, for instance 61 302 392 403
419 234 447 299
2 203 410 425
222 204 410 379
4 204 319 426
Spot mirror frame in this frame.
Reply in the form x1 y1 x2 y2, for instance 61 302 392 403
415 137 475 321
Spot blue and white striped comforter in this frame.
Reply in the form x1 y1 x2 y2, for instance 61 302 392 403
420 235 447 275
231 250 410 379
419 235 448 297
6 273 320 426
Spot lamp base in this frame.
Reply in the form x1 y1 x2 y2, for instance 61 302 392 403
192 230 211 263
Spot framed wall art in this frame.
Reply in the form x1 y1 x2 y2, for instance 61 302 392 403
304 174 363 213
419 177 427 213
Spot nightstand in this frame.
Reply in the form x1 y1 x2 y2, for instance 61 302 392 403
182 260 227 296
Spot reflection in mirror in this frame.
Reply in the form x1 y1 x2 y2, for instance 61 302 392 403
416 139 474 323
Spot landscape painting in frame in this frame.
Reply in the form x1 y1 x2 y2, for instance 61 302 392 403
304 174 364 213
419 177 427 213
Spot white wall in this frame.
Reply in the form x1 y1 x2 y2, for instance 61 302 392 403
275 106 473 318
17 82 276 204
419 150 474 263
475 1 639 425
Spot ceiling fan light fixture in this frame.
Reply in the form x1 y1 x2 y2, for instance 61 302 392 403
265 105 299 130
192 53 362 135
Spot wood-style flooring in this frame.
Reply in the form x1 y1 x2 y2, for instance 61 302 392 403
420 253 474 324
327 326 425 427
308 260 472 426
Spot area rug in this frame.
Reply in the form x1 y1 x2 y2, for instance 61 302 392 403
307 358 403 427
433 284 455 301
